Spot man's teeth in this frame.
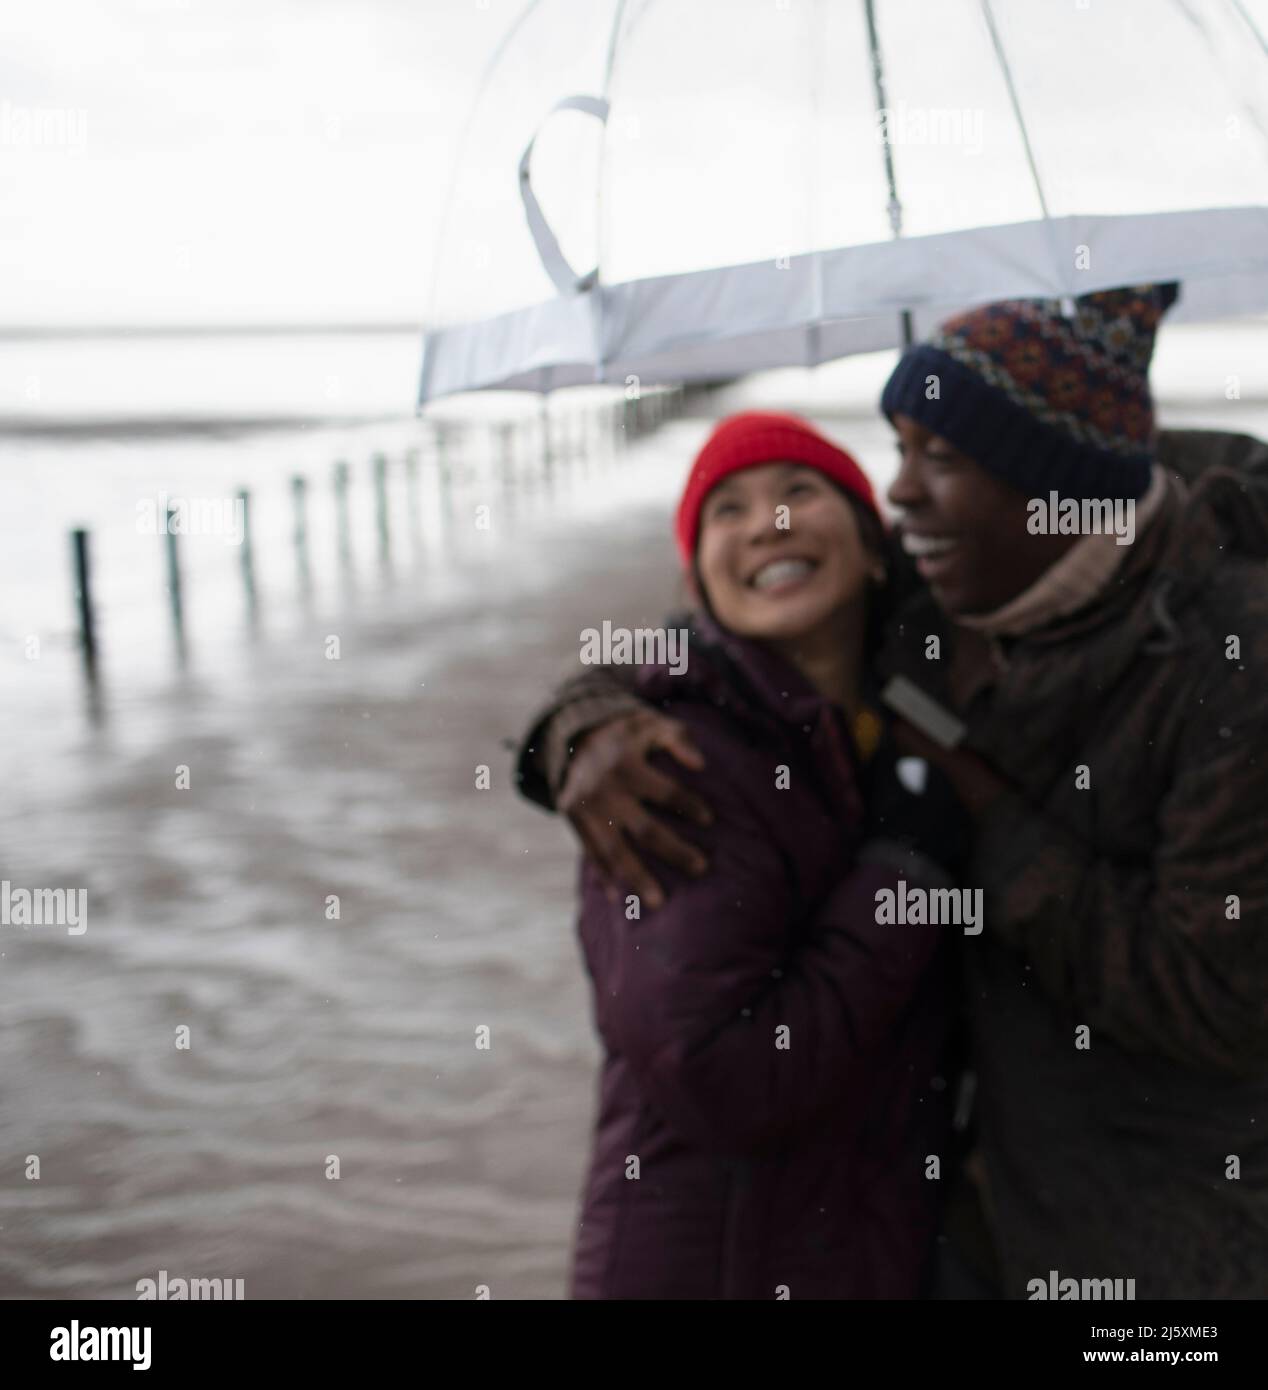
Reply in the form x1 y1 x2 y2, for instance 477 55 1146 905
752 558 815 590
902 534 959 558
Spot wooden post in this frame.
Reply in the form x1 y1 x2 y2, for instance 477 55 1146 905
165 507 186 665
334 460 352 571
540 397 554 491
495 423 512 489
436 424 453 517
70 528 98 683
404 447 423 557
495 423 517 515
237 488 257 622
372 453 390 568
579 411 591 472
291 476 311 596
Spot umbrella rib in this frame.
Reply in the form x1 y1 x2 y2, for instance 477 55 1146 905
1177 0 1268 154
978 0 1051 223
593 0 630 382
420 0 546 345
602 0 630 87
1230 0 1268 56
808 0 826 366
1225 0 1268 154
862 0 913 346
862 0 904 238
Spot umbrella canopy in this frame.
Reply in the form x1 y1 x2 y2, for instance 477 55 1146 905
418 0 1268 404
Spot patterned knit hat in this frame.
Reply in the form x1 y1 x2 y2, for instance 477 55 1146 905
879 283 1179 501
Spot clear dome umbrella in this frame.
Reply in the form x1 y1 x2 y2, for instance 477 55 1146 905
418 0 1268 404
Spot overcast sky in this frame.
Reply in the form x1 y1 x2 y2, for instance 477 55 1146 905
6 0 1268 332
0 0 514 327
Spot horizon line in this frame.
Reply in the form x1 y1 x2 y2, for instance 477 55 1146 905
0 322 424 341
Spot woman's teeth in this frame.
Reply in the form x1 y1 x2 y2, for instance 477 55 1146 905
751 558 815 590
901 534 959 558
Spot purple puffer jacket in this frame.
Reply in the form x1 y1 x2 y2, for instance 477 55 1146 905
568 610 955 1300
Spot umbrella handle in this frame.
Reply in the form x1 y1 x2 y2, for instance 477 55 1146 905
518 94 609 296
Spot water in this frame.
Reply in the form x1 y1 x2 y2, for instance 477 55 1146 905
1 324 1265 1299
0 332 695 1298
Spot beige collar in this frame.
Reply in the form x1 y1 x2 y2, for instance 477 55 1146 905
956 467 1174 639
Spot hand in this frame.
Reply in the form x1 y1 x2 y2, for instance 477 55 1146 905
890 719 1009 819
557 709 714 910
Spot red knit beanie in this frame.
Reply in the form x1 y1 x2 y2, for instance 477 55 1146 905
674 410 881 570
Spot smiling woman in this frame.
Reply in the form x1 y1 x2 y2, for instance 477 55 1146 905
692 463 879 714
557 408 965 1300
676 413 888 719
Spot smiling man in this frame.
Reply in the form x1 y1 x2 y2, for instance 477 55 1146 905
513 284 1268 1299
